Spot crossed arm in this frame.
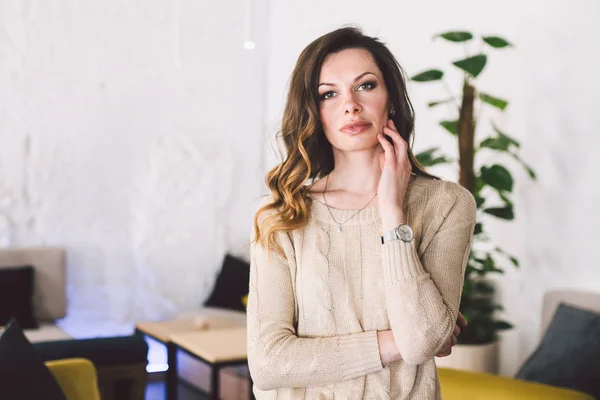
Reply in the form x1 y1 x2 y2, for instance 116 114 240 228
247 191 476 390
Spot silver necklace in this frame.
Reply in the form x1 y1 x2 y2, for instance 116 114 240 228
322 174 378 233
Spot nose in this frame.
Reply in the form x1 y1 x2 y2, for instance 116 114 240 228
343 93 362 114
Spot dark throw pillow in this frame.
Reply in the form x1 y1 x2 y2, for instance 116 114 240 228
0 319 67 400
0 265 38 329
516 303 600 399
204 254 250 312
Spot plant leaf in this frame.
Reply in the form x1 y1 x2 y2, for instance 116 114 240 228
473 281 495 294
474 222 483 235
475 196 485 209
428 98 454 108
494 247 520 269
493 320 514 330
435 31 474 42
510 153 537 180
524 163 537 180
452 54 487 78
483 36 513 49
479 92 508 110
411 69 444 82
492 123 520 148
481 164 514 192
480 137 510 151
440 120 458 135
484 206 514 220
415 147 450 167
483 255 504 274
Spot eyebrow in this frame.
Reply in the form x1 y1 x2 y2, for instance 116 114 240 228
318 72 378 88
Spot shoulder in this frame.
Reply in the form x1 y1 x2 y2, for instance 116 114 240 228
253 194 279 226
257 194 275 208
413 177 476 223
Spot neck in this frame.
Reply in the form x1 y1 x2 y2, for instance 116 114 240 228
327 147 382 196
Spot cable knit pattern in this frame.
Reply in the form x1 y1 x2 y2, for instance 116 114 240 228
248 176 477 399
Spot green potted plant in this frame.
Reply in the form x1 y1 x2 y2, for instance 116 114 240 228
410 31 537 372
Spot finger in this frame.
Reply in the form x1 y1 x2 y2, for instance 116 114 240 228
377 134 397 166
451 334 457 347
454 324 461 338
436 346 449 357
457 312 468 329
385 120 408 154
439 343 452 357
382 126 408 161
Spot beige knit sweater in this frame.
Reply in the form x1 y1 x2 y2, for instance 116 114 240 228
247 176 477 399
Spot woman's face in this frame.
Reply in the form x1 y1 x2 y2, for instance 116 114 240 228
318 48 390 152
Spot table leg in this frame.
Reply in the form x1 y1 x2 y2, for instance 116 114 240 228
211 365 221 400
167 342 178 400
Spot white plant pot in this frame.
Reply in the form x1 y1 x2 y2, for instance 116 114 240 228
434 341 499 374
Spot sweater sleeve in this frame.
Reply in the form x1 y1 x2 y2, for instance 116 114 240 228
247 200 383 391
381 186 477 365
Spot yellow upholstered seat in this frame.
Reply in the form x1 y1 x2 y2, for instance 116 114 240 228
438 367 593 400
45 358 101 400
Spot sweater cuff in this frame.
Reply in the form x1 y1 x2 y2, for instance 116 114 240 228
381 239 427 282
338 331 383 380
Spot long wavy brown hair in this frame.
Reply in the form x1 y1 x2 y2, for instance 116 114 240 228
253 26 436 255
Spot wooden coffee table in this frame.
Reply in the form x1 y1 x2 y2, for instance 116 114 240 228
135 315 250 400
170 327 251 400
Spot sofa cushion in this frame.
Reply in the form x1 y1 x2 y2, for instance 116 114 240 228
0 247 66 321
204 254 250 312
0 319 67 400
516 303 600 399
0 266 38 329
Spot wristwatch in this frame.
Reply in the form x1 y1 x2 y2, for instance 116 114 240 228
381 223 414 244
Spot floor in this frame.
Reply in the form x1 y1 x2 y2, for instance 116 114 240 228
145 379 209 400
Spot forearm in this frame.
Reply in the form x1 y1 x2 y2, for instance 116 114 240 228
248 324 383 390
379 218 474 365
248 226 383 391
382 248 457 365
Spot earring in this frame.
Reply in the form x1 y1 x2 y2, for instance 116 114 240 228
389 107 396 117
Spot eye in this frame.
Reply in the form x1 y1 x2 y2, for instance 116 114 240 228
357 81 377 91
320 91 336 100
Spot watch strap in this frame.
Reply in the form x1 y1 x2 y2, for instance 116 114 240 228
380 223 406 245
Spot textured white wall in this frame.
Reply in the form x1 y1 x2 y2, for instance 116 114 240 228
0 0 267 336
265 0 600 376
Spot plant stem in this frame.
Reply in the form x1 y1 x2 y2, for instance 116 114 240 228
459 79 476 192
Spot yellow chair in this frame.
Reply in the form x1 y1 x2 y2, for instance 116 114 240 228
45 358 101 400
438 367 593 400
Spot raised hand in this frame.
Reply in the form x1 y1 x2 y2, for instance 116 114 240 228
376 119 412 231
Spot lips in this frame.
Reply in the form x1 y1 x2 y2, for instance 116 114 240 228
340 120 372 134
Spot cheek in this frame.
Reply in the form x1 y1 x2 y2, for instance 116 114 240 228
370 95 389 117
319 103 334 132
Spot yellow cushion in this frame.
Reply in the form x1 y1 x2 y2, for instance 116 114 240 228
45 358 101 400
438 367 593 400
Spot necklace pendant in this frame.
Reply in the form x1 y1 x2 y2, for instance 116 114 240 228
336 223 342 233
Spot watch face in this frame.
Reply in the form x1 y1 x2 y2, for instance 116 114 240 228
397 225 414 242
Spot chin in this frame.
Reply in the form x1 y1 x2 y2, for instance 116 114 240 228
333 136 380 152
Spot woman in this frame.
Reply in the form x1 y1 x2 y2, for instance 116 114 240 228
248 26 476 399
